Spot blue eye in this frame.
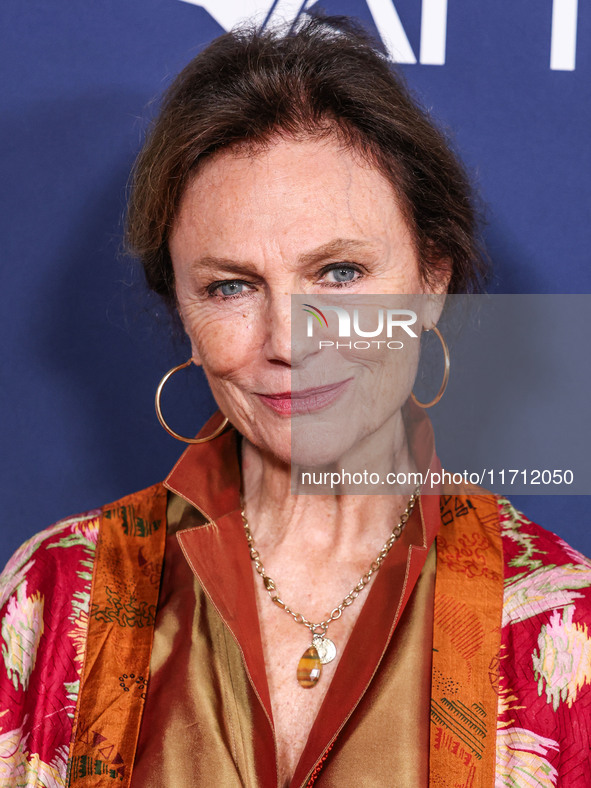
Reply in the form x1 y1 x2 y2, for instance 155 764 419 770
208 280 251 298
219 281 244 296
322 265 362 285
331 268 355 282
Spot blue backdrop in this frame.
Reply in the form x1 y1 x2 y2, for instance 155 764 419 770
1 0 590 569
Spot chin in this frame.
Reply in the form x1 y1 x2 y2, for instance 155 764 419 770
244 419 357 470
290 425 357 468
244 424 292 467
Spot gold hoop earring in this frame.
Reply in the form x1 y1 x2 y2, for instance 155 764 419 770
411 326 450 409
155 359 229 443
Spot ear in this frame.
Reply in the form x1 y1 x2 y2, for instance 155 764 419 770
188 330 203 367
422 292 446 331
175 305 203 366
422 257 451 329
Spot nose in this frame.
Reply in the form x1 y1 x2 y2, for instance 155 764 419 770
265 292 315 367
265 291 292 365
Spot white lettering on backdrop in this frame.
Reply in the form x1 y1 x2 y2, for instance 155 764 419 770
178 0 578 71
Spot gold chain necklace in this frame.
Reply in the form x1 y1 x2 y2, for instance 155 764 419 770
240 489 419 689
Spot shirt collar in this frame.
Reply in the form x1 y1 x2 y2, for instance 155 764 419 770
163 411 242 522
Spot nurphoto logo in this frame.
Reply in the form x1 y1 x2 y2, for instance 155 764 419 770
302 303 418 350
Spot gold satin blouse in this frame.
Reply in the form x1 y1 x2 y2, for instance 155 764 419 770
131 428 441 787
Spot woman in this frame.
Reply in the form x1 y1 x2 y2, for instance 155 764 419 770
1 14 590 788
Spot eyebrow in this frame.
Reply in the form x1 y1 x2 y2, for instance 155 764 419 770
191 238 376 274
299 238 375 266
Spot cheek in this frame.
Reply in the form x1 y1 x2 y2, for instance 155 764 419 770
381 342 421 396
185 308 262 379
349 340 420 394
332 337 421 420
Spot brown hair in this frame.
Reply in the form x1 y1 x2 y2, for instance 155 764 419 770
126 13 487 306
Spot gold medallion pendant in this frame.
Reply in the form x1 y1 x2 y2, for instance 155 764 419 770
312 635 336 664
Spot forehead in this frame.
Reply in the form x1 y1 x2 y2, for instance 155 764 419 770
170 136 414 260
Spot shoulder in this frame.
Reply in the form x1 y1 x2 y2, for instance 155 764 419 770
492 497 591 783
0 482 166 780
495 494 591 583
1 509 102 616
0 509 101 781
0 480 168 622
491 495 591 631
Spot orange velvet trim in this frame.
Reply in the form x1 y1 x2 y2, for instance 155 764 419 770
430 494 503 787
67 484 167 787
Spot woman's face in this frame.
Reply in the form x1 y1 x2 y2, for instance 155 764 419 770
170 136 446 466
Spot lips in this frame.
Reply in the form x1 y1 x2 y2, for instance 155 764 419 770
256 379 352 416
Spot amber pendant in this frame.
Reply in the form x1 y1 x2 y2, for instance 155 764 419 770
297 645 322 688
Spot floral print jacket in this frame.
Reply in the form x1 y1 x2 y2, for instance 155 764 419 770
1 489 590 787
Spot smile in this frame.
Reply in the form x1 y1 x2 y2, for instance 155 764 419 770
256 379 353 416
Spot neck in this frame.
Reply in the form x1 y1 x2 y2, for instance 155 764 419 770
240 416 419 555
